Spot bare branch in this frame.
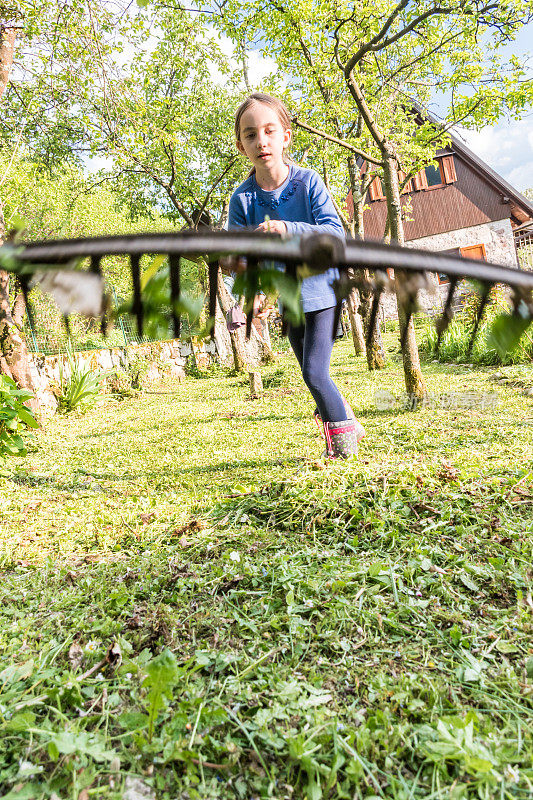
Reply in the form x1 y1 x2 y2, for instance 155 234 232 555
196 156 238 226
292 116 382 165
344 0 410 71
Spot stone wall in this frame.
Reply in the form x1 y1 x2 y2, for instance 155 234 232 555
408 218 518 268
380 218 518 319
28 301 270 419
30 337 215 418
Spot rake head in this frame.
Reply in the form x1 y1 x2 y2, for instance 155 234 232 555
3 230 532 362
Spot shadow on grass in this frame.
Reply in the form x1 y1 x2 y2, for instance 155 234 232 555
168 456 305 475
75 412 304 440
7 456 304 491
360 407 417 419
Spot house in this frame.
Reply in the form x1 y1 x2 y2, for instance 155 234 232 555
352 129 533 317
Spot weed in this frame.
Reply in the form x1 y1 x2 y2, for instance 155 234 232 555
0 374 38 466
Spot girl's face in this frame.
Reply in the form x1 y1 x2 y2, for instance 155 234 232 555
236 102 291 171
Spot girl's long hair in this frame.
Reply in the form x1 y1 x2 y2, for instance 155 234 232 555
234 93 293 175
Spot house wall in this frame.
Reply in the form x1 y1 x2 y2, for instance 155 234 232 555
363 153 512 241
379 218 517 319
408 217 518 267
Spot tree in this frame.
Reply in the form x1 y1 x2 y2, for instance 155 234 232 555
0 6 41 407
0 1 256 388
209 0 533 400
2 1 245 227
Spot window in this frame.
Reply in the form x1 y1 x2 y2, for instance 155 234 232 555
424 163 443 187
412 156 457 191
460 244 486 260
437 244 486 284
437 246 460 284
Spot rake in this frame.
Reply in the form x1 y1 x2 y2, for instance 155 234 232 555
3 230 532 359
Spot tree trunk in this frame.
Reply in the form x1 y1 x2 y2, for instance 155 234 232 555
347 155 384 368
381 150 426 402
216 269 248 372
346 288 366 356
358 270 386 370
0 270 40 415
0 25 16 100
253 315 275 362
0 24 42 411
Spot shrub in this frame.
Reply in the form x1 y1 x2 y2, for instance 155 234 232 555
107 351 150 399
0 375 39 465
53 348 105 413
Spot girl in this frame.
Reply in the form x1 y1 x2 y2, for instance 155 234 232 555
228 92 365 458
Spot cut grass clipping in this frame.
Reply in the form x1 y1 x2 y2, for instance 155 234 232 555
0 337 531 799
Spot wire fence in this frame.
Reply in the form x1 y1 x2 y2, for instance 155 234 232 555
23 285 174 355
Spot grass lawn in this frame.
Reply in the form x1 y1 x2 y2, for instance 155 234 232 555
0 334 532 800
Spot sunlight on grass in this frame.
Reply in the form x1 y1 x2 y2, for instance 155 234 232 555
0 336 531 799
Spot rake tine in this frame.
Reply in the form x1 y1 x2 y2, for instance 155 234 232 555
511 286 533 320
245 306 253 340
245 257 259 340
130 254 143 337
208 259 218 339
90 255 102 275
365 287 383 351
88 257 108 337
18 275 35 332
332 297 343 340
281 311 288 337
466 282 491 357
399 279 420 351
63 314 72 340
281 260 297 337
100 298 109 338
435 277 458 353
169 253 181 338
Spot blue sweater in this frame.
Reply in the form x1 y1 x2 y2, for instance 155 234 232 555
227 164 345 313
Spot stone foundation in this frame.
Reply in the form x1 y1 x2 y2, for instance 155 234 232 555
380 218 518 319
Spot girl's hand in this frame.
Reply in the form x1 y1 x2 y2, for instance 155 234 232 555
255 219 287 235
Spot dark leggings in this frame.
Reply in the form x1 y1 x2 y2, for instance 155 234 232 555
288 306 346 423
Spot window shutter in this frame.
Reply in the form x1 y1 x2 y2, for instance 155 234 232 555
441 155 457 183
346 190 354 219
368 176 384 201
412 170 427 190
398 171 413 194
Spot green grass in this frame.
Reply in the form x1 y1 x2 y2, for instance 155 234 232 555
0 336 532 800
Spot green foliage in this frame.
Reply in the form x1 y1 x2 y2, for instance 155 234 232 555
53 348 105 413
421 286 533 365
233 264 304 326
0 375 38 464
213 0 533 220
116 255 210 341
1 2 245 226
0 155 176 300
143 648 181 741
107 351 150 398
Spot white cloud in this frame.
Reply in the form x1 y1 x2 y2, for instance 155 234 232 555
457 118 533 193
